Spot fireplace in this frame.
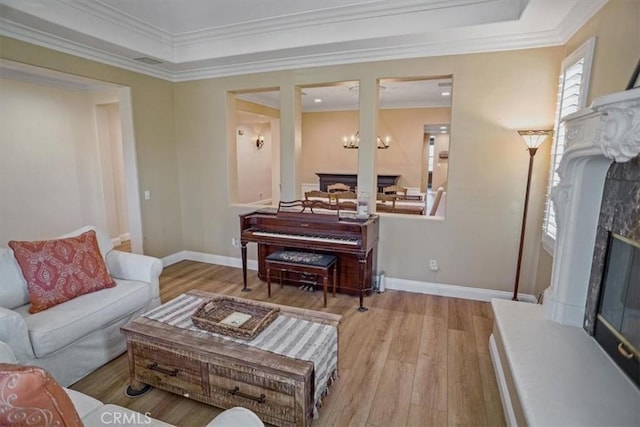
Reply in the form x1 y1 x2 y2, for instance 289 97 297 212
489 88 640 426
594 232 640 387
544 88 640 328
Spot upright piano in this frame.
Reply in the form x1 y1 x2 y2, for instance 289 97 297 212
240 205 379 311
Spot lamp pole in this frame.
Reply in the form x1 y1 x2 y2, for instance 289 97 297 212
512 130 552 301
512 147 538 301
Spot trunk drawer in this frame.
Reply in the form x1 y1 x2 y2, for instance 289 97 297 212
132 343 204 396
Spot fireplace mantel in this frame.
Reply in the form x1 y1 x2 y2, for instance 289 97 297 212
489 88 640 426
545 87 640 327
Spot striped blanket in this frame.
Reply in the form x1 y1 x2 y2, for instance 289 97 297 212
143 294 338 417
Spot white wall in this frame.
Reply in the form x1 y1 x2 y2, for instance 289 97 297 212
236 122 273 204
95 101 128 241
0 77 107 243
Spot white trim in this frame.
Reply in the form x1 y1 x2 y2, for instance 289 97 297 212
385 276 537 303
161 250 187 267
110 233 131 247
541 233 555 256
0 1 608 82
161 250 259 271
118 87 144 255
489 334 517 427
541 36 597 256
160 251 537 302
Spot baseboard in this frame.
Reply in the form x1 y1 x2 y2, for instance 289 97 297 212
384 276 537 303
160 251 535 302
161 250 258 271
489 334 517 427
110 233 131 247
161 250 188 267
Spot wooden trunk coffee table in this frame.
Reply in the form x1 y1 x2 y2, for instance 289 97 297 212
121 290 341 427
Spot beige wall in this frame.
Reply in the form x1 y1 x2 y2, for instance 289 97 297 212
174 47 562 294
0 37 183 257
236 123 273 203
531 0 640 298
567 0 640 103
0 77 107 241
300 108 450 189
301 110 358 184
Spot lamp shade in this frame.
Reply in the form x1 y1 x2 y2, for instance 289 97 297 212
517 130 553 149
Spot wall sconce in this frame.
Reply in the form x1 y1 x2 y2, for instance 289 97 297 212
256 135 264 150
342 131 390 149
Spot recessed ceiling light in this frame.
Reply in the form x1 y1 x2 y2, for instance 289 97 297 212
440 126 447 130
440 130 447 134
314 98 322 103
441 91 451 96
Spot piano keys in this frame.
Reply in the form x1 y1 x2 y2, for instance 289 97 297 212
240 205 379 311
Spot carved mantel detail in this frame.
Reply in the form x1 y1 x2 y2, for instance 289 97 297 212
593 92 640 163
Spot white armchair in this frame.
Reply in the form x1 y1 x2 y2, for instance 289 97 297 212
0 226 163 386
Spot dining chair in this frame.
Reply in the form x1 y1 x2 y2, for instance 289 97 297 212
304 190 333 209
327 183 351 193
376 193 396 212
382 185 408 198
334 191 357 211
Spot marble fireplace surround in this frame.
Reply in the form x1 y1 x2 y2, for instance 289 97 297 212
489 87 640 426
544 87 640 328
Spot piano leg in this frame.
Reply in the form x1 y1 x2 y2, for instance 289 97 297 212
358 258 368 312
241 242 251 292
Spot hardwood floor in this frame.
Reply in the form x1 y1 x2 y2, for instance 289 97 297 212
71 261 505 426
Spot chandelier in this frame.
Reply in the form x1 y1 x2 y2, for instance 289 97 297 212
342 131 391 149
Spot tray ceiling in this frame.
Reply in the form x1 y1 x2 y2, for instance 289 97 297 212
0 0 607 82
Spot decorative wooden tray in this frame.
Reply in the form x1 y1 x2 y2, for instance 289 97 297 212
191 297 279 340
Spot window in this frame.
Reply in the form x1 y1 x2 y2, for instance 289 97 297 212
541 37 595 254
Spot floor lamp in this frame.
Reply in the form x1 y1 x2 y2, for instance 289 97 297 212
512 130 553 301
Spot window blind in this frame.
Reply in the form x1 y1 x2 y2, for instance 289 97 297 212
541 38 595 255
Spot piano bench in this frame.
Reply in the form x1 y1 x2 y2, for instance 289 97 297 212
264 250 338 308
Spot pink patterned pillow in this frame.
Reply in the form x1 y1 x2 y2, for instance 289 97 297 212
0 363 82 427
9 230 116 314
0 363 83 427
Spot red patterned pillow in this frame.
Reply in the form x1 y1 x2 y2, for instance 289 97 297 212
0 363 83 427
9 230 116 314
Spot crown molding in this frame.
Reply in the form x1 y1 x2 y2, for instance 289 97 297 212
0 18 566 83
169 28 568 82
554 0 608 41
0 17 174 81
61 0 172 46
0 0 609 83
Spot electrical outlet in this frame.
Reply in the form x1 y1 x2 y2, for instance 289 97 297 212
232 237 239 247
144 190 151 200
429 259 439 271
